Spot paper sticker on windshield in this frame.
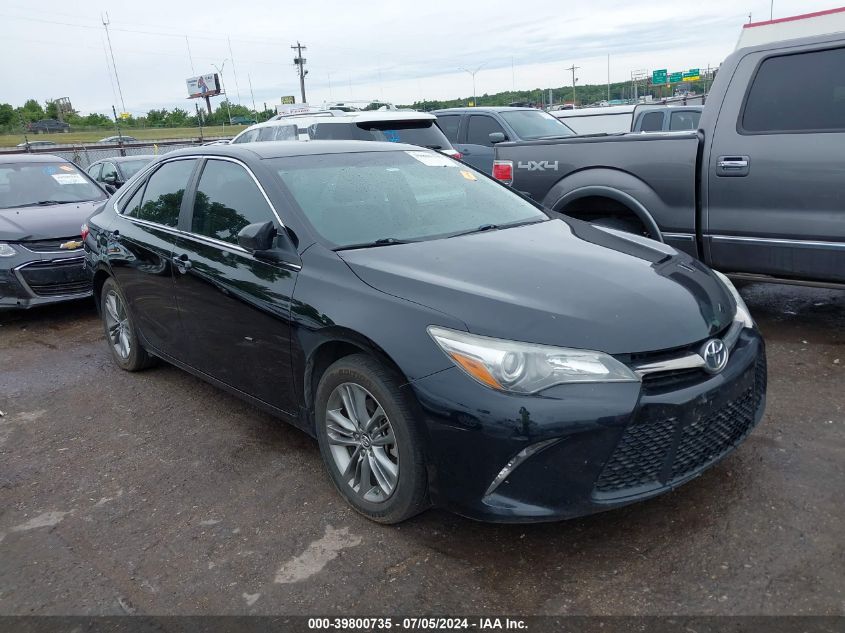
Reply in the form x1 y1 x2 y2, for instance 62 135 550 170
405 150 455 167
460 170 477 181
59 165 75 172
51 173 86 185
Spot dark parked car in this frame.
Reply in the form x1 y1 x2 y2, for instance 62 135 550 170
230 116 257 125
1 154 107 308
87 155 155 193
27 119 70 133
84 141 766 523
433 107 574 173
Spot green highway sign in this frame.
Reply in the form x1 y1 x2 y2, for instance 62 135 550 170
669 72 684 83
652 69 668 85
682 68 701 82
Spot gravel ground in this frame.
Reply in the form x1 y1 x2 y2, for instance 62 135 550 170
0 283 843 616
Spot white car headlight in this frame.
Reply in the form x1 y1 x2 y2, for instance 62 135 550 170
0 243 17 258
428 326 639 394
713 270 754 328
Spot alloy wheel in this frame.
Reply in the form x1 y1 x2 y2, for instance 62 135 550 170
104 289 131 360
325 382 399 503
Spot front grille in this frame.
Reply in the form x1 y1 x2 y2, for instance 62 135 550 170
595 354 766 497
19 237 82 253
17 258 91 298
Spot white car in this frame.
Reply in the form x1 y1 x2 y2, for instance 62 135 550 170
231 110 460 157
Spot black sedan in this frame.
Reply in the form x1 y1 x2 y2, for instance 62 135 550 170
86 155 155 193
1 154 108 309
83 141 767 523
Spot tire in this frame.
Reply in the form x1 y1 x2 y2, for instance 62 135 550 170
314 354 429 524
592 216 648 237
100 277 155 372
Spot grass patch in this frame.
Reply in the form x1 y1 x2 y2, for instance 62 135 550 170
0 125 248 148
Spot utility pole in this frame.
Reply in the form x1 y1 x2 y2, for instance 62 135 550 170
459 64 485 106
102 13 126 115
228 37 242 103
565 64 579 105
770 1 774 20
248 73 258 119
292 41 308 103
607 54 611 102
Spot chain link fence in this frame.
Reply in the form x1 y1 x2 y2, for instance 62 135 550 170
0 138 230 169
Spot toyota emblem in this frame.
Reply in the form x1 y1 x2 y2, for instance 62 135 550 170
701 338 729 374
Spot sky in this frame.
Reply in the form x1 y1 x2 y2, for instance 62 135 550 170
1 0 842 116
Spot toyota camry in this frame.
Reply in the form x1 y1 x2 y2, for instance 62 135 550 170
84 141 766 523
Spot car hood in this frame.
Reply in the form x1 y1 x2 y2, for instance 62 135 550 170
338 219 735 355
0 200 105 242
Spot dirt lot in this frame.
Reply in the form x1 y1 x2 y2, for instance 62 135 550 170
1 283 843 616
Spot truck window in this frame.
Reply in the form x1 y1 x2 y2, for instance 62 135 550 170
436 115 461 142
669 110 700 131
638 111 664 132
466 115 506 146
742 47 845 133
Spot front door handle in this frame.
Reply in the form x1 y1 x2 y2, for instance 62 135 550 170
174 253 192 273
716 155 750 177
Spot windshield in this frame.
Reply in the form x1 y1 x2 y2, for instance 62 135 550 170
0 162 107 209
499 110 574 139
271 150 546 248
120 159 152 179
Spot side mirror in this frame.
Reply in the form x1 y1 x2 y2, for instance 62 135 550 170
104 183 117 195
103 173 118 184
238 221 277 252
489 132 506 144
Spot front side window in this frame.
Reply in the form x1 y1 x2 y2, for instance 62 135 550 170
466 115 506 146
191 160 275 244
499 110 574 139
638 111 665 132
743 47 845 133
130 159 196 227
101 162 119 181
0 161 107 209
272 150 546 248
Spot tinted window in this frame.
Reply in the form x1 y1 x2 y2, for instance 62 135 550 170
0 162 107 209
435 115 461 142
499 110 574 139
192 160 275 244
357 121 451 149
120 159 152 179
131 159 196 227
743 47 845 133
272 150 545 248
121 184 144 216
669 110 700 131
466 115 506 146
639 111 664 132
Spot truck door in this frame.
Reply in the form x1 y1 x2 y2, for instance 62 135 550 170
706 44 845 284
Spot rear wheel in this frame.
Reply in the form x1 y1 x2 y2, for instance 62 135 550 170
100 277 154 371
314 354 429 524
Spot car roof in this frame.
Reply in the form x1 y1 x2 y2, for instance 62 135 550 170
0 153 70 164
248 110 435 130
432 106 541 114
164 140 423 160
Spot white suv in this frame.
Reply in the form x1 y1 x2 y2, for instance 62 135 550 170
231 110 460 157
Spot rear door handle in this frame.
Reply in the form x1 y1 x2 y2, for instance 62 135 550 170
174 253 192 273
716 155 750 177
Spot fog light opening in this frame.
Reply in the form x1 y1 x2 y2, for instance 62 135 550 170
483 438 562 497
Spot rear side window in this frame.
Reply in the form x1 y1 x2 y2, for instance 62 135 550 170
466 115 506 146
670 110 700 131
638 111 664 132
233 129 260 143
257 124 297 141
130 159 196 227
121 184 144 216
742 47 845 133
436 115 461 142
191 160 275 245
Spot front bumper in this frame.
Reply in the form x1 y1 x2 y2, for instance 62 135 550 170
408 328 766 522
0 246 92 309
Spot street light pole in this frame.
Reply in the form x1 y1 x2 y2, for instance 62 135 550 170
213 60 232 123
459 64 485 106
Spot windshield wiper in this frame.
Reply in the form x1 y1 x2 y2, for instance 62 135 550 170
337 237 417 251
34 200 81 205
446 218 545 239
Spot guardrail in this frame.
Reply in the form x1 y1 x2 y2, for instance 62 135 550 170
0 137 231 168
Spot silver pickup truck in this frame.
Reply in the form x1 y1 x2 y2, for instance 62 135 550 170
493 33 845 287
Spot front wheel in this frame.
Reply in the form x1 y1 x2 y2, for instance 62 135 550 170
100 277 154 372
314 354 429 524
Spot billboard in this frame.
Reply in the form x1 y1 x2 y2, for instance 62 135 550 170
186 74 221 98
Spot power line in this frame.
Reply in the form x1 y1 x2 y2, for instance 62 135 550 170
101 12 127 115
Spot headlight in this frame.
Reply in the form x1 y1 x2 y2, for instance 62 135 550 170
0 243 17 258
713 270 754 328
427 326 639 394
